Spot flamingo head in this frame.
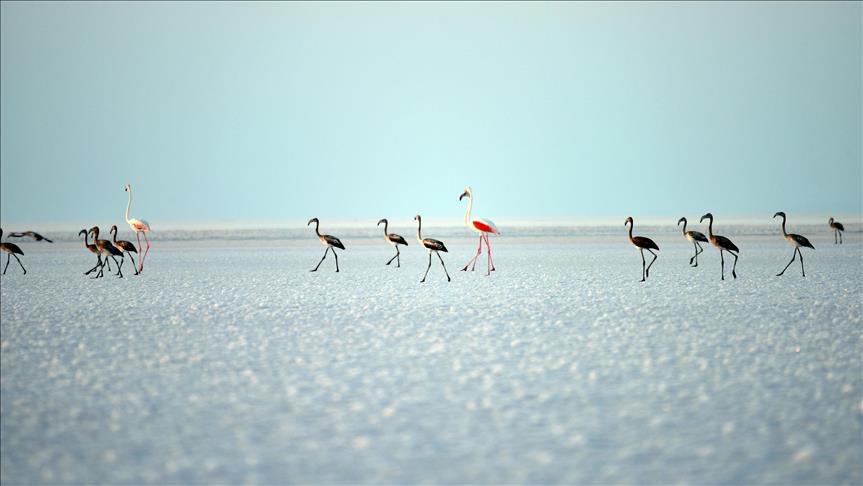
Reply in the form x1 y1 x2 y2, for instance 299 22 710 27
89 226 99 238
677 217 686 227
700 213 713 223
773 211 786 220
459 187 471 201
124 184 130 192
414 215 421 222
307 218 318 226
78 229 87 238
624 216 633 226
377 218 387 226
828 217 834 224
110 224 118 234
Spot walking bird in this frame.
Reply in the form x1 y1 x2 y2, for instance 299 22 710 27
109 225 139 276
415 215 450 283
0 229 26 275
124 184 151 272
828 217 845 245
377 218 408 267
308 218 345 272
774 212 814 277
677 217 708 267
459 186 499 275
700 213 739 280
624 217 659 282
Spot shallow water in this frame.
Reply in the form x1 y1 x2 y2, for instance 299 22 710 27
2 230 861 484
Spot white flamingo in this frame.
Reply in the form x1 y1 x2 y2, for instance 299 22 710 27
459 186 500 275
124 184 151 272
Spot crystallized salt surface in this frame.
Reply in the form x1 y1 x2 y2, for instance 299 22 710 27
1 230 861 484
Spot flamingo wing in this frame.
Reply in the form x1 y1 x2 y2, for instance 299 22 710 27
791 233 814 249
128 218 151 231
714 235 739 253
0 243 24 255
472 218 500 235
8 231 53 243
688 231 708 243
324 234 345 250
423 238 448 252
388 234 408 246
632 236 659 251
835 222 845 231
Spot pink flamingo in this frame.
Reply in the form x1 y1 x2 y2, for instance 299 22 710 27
124 184 151 272
458 186 500 275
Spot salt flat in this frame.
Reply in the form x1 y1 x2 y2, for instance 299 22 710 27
1 229 861 484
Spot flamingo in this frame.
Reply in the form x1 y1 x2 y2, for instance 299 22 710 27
700 213 739 280
308 218 345 272
0 229 26 275
774 212 814 277
109 225 139 276
90 226 124 278
414 215 451 283
78 229 103 276
624 217 659 282
459 186 500 275
124 184 151 272
677 217 708 267
7 231 53 243
377 218 408 267
828 217 845 245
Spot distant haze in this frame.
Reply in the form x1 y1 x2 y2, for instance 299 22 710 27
1 2 861 225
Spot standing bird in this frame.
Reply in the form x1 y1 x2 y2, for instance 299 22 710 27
7 231 53 243
774 212 814 277
459 186 500 275
0 229 26 275
700 213 739 280
828 217 845 245
377 218 408 267
109 225 140 276
414 215 451 283
90 226 124 278
677 217 708 267
124 184 151 272
624 217 659 282
308 218 345 272
79 229 103 276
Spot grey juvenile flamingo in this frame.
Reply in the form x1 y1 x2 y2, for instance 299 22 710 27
415 215 450 283
79 229 102 276
774 212 814 277
625 217 659 282
109 225 139 276
308 218 345 272
700 213 739 280
377 218 408 267
90 226 124 278
828 217 845 245
0 229 26 275
678 217 708 267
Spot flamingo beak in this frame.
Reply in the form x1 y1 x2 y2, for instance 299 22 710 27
459 192 468 201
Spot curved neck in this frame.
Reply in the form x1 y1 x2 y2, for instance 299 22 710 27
82 232 89 247
382 220 389 236
626 221 633 242
780 216 787 236
680 219 687 234
416 218 422 242
111 229 118 243
125 188 132 223
313 220 320 237
463 192 473 226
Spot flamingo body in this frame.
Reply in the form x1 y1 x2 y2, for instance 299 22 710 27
459 186 498 275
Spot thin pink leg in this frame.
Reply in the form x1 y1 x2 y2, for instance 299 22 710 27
462 235 482 271
140 232 150 272
136 232 143 271
485 234 495 273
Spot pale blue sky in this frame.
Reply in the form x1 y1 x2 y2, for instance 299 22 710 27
1 1 860 225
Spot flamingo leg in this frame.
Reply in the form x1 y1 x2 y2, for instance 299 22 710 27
462 236 482 271
777 249 796 276
11 254 26 275
798 248 805 277
639 248 646 282
85 256 102 275
485 234 495 273
437 251 451 282
3 254 9 274
645 248 657 278
104 254 112 272
127 252 140 275
386 249 399 266
835 230 838 245
397 246 401 267
93 258 106 279
421 252 432 282
720 249 725 280
333 248 339 272
113 255 123 278
689 242 697 266
839 231 843 244
135 232 143 270
729 250 738 279
139 232 150 272
311 247 329 272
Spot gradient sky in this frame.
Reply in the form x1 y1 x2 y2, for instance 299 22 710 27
1 1 860 225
